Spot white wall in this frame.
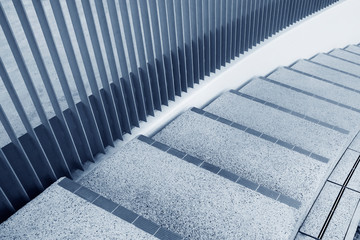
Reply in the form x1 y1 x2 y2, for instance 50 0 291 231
116 0 360 144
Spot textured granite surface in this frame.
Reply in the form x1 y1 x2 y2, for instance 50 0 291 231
291 60 360 91
329 49 360 65
346 45 360 55
153 110 327 204
322 189 360 240
0 179 155 240
79 139 297 240
300 182 341 237
268 67 360 109
204 91 346 160
311 53 360 76
295 232 316 240
240 78 360 132
350 134 360 153
329 149 360 191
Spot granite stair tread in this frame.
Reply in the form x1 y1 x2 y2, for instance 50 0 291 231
310 53 360 77
329 49 360 65
153 110 327 206
78 138 299 239
345 45 360 55
204 91 347 160
267 67 360 111
239 77 360 132
0 179 157 240
291 59 360 92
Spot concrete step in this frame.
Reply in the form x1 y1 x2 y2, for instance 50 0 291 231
300 181 360 239
239 77 360 133
0 178 157 240
204 91 347 160
79 138 299 239
153 109 327 206
311 53 360 77
267 67 360 111
291 59 360 93
329 49 360 65
345 45 360 55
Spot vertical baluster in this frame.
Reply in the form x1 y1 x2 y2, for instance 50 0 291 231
182 0 194 87
118 0 147 121
0 4 68 181
155 0 176 100
0 103 43 197
106 0 137 130
49 0 106 154
13 0 84 171
203 0 210 76
0 59 54 187
148 0 173 101
173 0 188 91
31 0 94 162
79 0 123 140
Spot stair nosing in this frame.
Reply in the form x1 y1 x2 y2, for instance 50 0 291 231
309 56 360 80
229 89 349 135
138 135 302 209
285 65 360 95
58 178 183 240
259 77 360 115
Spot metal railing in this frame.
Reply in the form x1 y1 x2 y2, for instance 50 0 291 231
0 0 338 222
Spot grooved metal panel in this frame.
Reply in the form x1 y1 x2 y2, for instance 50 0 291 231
0 0 338 222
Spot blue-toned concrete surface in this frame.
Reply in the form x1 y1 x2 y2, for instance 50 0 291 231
0 179 156 240
311 53 360 77
329 49 360 64
346 45 360 55
153 110 327 205
204 91 347 160
300 182 341 237
240 77 360 132
291 60 360 92
79 139 298 240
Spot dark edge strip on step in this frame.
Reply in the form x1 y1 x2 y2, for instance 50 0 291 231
308 57 360 80
318 154 360 239
298 231 320 240
285 66 360 95
260 77 360 115
137 135 302 209
325 53 360 68
229 90 349 135
58 178 183 240
190 108 330 163
343 48 360 57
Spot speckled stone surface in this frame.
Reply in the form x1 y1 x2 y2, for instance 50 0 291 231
0 179 155 240
300 182 341 237
295 233 316 240
204 91 346 160
291 60 360 91
311 53 360 76
346 45 360 55
79 139 298 240
350 134 360 153
329 149 360 191
268 67 360 110
240 78 360 132
322 189 360 240
329 49 360 65
153 110 327 204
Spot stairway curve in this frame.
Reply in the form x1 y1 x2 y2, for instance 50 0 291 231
2 44 360 239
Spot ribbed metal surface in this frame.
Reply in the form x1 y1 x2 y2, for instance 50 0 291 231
0 0 338 221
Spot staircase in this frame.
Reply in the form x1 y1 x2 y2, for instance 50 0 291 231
2 45 360 239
